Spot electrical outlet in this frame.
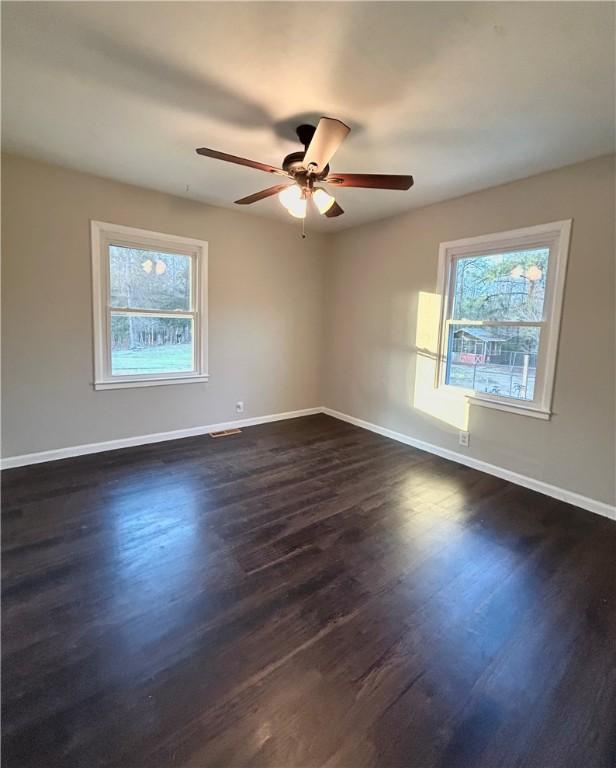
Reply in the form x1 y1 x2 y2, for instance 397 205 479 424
235 401 245 415
459 430 470 447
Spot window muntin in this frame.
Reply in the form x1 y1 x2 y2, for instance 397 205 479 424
437 221 571 418
445 247 547 402
91 222 208 389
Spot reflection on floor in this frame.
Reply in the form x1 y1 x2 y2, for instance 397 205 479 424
2 414 615 768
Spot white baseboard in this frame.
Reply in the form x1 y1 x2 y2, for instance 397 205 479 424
0 408 322 470
322 407 616 523
3 405 614 523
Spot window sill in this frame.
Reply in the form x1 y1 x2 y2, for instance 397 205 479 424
94 375 209 390
467 394 551 420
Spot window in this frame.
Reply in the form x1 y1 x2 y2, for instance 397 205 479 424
436 220 571 419
91 221 208 389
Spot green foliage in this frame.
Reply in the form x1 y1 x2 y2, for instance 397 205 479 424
109 247 192 351
453 248 548 322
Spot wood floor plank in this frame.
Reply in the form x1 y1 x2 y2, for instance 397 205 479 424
2 414 615 768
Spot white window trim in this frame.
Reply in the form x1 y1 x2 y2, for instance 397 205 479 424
91 221 208 390
435 220 572 420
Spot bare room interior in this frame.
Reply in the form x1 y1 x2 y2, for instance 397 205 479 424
1 2 615 767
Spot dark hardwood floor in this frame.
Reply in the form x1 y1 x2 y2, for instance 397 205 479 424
2 414 615 768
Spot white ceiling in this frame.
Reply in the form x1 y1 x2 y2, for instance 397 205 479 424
2 2 614 231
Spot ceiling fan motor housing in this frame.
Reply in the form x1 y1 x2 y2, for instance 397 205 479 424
282 152 330 180
196 115 413 215
282 125 330 180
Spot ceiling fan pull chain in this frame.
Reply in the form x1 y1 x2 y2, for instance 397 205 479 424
301 216 307 240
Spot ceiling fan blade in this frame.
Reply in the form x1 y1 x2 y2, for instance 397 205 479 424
196 148 288 176
234 184 291 205
325 173 414 190
303 118 350 174
325 201 344 218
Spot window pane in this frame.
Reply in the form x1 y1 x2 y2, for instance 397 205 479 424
445 325 540 401
109 246 191 311
110 314 194 375
452 248 549 322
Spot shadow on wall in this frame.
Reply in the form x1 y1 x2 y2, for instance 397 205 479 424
412 291 469 431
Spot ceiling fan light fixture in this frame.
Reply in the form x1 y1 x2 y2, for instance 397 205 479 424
278 184 307 219
197 116 414 227
313 188 335 214
287 198 307 219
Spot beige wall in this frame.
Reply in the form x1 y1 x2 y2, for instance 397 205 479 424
3 153 614 507
1 154 326 456
324 154 615 505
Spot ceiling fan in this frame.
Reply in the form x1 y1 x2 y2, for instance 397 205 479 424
195 117 414 224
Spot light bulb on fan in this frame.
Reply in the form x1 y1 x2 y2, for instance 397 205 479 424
313 188 335 214
278 185 307 219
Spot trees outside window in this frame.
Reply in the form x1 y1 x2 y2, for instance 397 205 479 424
437 221 571 419
91 222 208 390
